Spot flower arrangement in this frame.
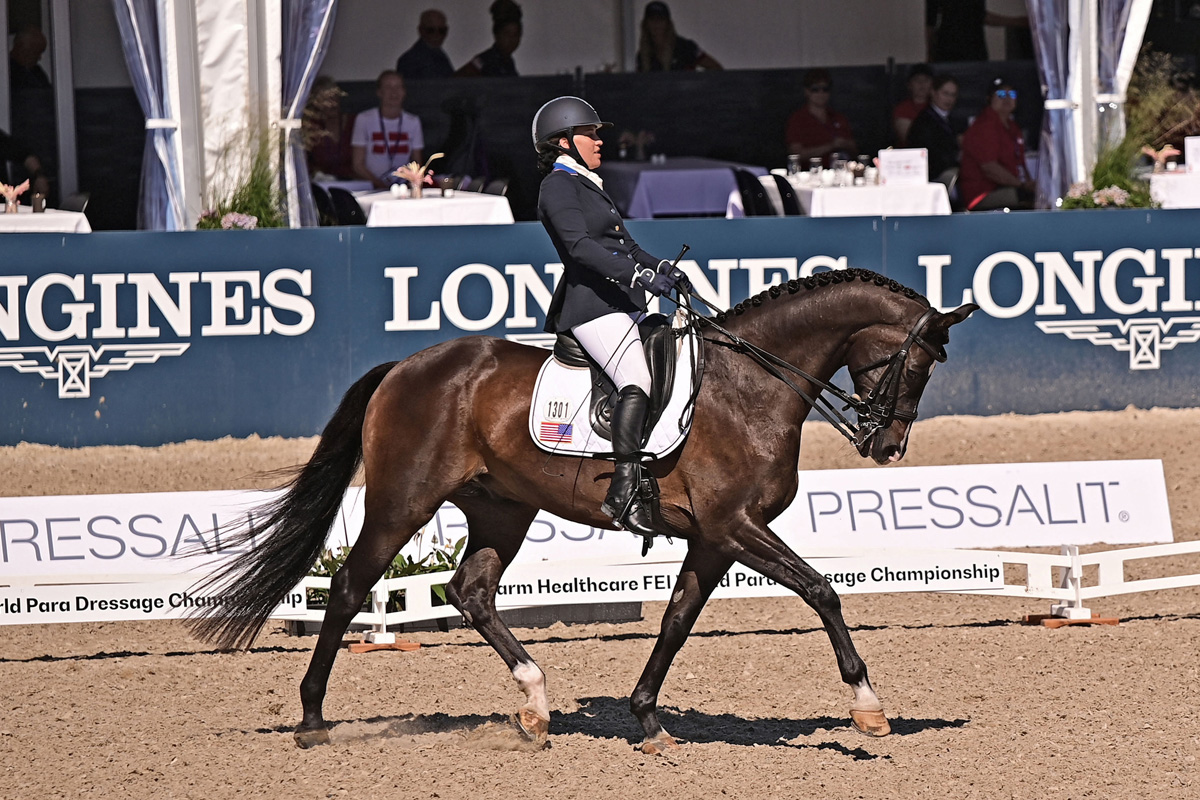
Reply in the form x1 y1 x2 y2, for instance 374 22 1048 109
0 179 29 211
197 129 285 229
1062 181 1142 209
392 152 444 197
1141 144 1181 172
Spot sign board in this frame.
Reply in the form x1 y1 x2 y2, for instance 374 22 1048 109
877 148 928 185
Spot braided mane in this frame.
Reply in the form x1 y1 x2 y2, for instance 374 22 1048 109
710 268 927 324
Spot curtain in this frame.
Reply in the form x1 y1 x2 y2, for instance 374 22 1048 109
1096 0 1152 150
1026 0 1078 208
280 0 339 228
112 0 185 231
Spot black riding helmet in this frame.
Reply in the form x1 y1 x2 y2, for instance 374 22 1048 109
532 96 612 160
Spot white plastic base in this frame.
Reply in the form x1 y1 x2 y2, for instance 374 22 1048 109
1050 603 1094 620
364 631 396 644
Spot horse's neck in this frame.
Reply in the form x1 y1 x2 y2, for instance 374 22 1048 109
722 285 886 381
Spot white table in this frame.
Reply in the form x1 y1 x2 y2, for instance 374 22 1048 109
1150 171 1200 209
793 180 950 217
0 206 92 233
360 191 515 227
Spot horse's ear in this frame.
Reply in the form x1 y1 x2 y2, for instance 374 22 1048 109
941 303 980 326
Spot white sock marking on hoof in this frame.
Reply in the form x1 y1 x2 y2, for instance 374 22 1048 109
851 678 883 712
512 661 550 720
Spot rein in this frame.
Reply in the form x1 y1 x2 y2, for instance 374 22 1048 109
680 289 944 449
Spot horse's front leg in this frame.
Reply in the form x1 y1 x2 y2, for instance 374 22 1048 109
443 500 551 746
630 548 732 754
727 521 891 737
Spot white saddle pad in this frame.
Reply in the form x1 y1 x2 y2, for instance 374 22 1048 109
528 315 701 459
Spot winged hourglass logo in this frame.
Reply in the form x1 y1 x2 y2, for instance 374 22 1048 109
0 343 190 398
1035 317 1200 371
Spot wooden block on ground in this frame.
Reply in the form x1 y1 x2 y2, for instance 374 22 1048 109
346 640 421 653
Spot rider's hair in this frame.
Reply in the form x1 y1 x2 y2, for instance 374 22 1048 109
714 268 926 323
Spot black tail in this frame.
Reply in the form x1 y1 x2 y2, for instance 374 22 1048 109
186 362 398 649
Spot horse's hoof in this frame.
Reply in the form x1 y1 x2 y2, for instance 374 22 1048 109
293 726 331 749
850 708 892 737
511 708 550 748
638 732 679 755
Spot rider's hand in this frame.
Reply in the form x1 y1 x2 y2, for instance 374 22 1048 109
657 260 690 293
634 266 681 297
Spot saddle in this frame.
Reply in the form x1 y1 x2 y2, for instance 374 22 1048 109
527 310 702 461
551 315 678 443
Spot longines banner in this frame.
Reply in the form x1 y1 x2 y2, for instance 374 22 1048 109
0 459 1171 624
2 210 1200 446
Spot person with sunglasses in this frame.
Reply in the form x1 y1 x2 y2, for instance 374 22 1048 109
786 68 858 168
395 9 453 80
959 77 1035 210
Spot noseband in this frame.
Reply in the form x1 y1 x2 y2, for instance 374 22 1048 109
690 299 944 450
845 307 946 446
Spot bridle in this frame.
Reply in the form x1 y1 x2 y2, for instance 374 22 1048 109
684 295 945 450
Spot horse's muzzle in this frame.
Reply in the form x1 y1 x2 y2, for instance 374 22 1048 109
861 423 909 465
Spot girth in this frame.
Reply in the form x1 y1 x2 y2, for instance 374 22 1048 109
552 314 678 444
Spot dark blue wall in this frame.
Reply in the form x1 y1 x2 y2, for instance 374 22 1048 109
3 208 1199 446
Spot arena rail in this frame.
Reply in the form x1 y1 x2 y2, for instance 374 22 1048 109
287 542 1200 643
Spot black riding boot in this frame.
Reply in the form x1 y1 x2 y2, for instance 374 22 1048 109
601 385 659 538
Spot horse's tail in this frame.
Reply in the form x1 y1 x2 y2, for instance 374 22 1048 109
186 361 399 650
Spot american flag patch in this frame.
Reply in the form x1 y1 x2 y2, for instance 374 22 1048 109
539 422 573 443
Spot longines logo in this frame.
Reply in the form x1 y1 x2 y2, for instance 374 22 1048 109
0 343 191 398
1036 317 1200 370
0 269 314 399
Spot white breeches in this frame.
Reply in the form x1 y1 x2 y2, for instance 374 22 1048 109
571 311 652 394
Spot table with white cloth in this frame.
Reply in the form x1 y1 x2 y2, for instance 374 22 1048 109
0 206 92 233
789 179 951 218
596 157 768 219
359 191 515 227
1150 171 1200 209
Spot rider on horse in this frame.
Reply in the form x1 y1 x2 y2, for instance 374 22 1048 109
532 96 686 538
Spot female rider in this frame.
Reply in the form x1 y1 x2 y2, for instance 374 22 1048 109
532 96 684 538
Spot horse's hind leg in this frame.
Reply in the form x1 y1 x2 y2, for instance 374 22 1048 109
442 496 549 745
294 506 433 748
630 548 732 754
725 522 891 737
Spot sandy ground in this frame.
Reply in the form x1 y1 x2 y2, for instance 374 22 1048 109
2 407 1199 799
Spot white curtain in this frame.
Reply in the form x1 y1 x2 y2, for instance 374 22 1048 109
111 0 186 231
1096 0 1152 149
1027 0 1078 207
280 0 339 228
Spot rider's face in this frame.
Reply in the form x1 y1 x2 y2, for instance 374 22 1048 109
561 125 603 170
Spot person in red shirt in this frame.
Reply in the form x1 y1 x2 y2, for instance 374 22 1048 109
892 63 933 146
959 77 1035 210
786 68 857 168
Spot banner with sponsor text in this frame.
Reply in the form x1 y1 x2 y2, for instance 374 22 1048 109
0 460 1170 625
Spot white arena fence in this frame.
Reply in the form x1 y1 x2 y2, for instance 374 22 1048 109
2 460 1196 632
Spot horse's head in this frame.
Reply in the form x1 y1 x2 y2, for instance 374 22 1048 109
846 302 978 464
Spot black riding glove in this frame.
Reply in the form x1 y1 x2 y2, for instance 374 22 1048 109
656 259 690 292
634 265 681 297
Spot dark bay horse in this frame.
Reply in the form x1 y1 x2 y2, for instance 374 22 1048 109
189 268 977 753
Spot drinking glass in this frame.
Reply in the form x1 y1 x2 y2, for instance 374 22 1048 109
787 154 803 175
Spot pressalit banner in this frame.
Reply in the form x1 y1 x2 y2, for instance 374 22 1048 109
0 460 1171 625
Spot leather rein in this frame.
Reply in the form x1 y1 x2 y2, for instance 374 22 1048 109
682 295 945 450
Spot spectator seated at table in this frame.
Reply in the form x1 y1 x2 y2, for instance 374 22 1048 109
636 1 722 72
907 74 962 183
0 125 50 202
892 63 932 146
456 0 521 77
396 9 454 80
786 68 857 168
350 70 426 190
960 76 1034 211
303 76 353 180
